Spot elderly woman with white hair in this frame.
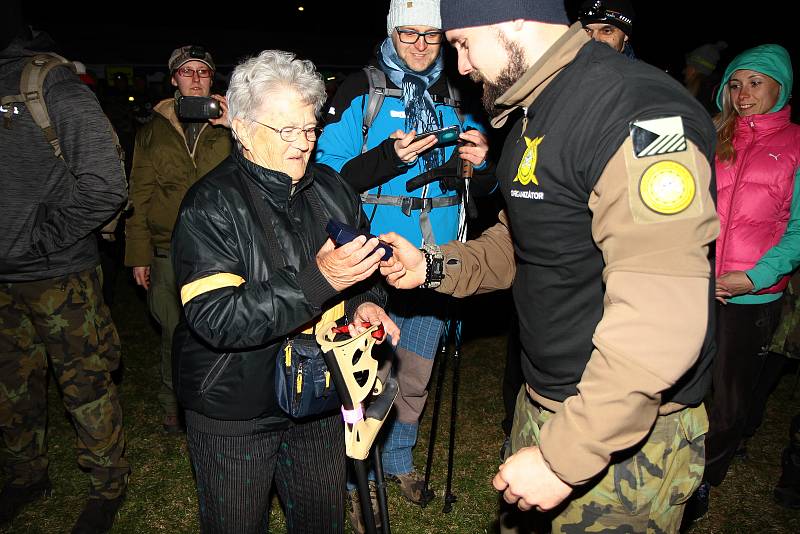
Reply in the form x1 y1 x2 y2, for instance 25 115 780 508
170 50 399 533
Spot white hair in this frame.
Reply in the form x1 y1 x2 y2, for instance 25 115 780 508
226 50 326 122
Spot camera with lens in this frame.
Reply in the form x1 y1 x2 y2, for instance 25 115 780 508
176 95 222 121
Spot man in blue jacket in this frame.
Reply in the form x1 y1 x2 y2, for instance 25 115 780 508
316 0 494 526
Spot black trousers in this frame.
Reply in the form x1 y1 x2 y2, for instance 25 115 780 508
187 413 346 534
705 299 785 486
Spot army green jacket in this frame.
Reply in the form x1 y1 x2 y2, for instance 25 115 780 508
124 98 230 266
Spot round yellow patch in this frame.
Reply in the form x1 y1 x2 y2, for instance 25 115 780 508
639 161 696 214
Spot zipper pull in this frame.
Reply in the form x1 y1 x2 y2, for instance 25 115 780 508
284 341 292 367
296 364 303 394
325 370 331 390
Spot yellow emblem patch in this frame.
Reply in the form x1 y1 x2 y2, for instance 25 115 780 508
639 160 696 214
514 135 544 186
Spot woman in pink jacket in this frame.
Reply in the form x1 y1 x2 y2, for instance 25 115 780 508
690 44 800 518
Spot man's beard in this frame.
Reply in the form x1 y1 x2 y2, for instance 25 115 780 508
470 34 528 116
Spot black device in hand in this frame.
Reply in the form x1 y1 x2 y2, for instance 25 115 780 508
412 125 461 146
176 96 222 120
326 219 393 261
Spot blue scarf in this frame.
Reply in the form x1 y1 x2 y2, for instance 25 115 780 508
378 37 445 173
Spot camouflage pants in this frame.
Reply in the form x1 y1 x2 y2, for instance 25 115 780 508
501 387 707 534
0 267 129 498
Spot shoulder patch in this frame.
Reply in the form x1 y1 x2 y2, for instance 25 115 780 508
630 116 687 158
639 161 695 214
622 135 705 224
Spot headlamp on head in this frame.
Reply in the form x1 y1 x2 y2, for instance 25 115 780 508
579 0 634 36
188 46 207 60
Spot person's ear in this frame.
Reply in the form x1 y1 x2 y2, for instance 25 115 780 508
232 118 253 152
170 74 178 88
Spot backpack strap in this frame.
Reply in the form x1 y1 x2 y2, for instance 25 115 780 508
6 53 76 159
361 66 402 154
444 77 464 125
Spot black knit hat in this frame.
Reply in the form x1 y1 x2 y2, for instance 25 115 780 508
440 0 569 32
578 0 635 37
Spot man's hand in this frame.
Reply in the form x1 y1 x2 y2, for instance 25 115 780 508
132 265 151 290
493 446 572 512
377 232 427 289
458 129 489 167
317 236 384 292
352 302 400 346
391 129 438 164
716 270 755 303
209 94 229 128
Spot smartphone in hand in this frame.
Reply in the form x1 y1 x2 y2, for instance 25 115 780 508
411 125 461 146
326 219 393 260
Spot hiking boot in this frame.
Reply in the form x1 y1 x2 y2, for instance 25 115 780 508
774 447 800 509
347 483 380 534
386 470 434 507
71 493 125 534
681 481 710 531
0 476 53 528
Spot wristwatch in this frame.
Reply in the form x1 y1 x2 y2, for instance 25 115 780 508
419 244 444 289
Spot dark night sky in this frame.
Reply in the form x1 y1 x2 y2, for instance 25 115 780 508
25 1 798 91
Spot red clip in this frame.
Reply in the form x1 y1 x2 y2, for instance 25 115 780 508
331 322 385 339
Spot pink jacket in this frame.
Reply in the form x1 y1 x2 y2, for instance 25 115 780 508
716 106 800 294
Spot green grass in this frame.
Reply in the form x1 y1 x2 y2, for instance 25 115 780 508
2 281 799 533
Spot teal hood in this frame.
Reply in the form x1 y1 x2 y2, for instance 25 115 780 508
715 44 793 113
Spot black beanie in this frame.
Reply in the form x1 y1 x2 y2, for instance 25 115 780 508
578 0 635 37
440 0 569 32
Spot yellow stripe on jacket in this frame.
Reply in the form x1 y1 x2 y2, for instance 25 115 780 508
180 273 246 305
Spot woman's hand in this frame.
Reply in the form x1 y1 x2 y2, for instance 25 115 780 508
351 302 400 346
391 129 438 164
458 129 489 167
317 236 384 292
716 270 755 303
209 94 229 128
378 232 427 289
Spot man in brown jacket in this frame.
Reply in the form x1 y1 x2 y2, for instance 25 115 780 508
379 1 719 532
124 45 231 433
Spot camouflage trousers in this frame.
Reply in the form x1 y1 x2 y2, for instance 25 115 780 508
0 266 129 498
501 387 707 534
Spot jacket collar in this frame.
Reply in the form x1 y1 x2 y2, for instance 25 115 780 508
492 23 589 128
735 105 792 136
154 97 209 157
233 148 314 206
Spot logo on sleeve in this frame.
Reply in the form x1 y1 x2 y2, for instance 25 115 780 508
630 116 686 158
639 160 695 214
514 135 544 186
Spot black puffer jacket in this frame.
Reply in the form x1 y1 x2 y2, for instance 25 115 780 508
171 149 385 426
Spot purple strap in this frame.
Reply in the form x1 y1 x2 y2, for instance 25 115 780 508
341 404 364 424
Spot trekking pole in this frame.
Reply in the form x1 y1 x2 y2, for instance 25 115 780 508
443 319 463 513
440 156 470 513
422 319 452 505
372 443 391 534
318 322 398 534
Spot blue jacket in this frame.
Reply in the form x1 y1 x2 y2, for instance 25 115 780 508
316 61 492 246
